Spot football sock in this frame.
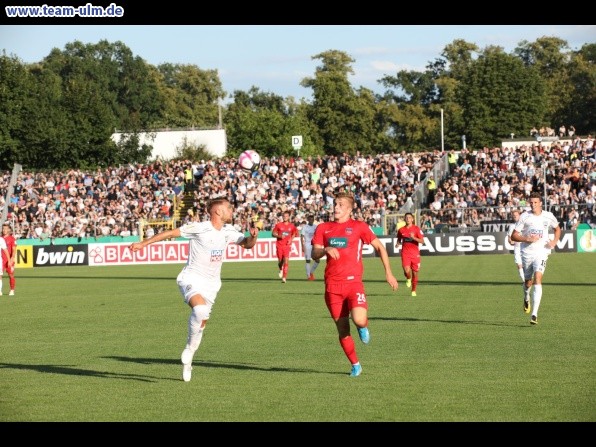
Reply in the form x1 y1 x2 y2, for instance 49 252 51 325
532 284 542 317
523 283 531 300
412 276 418 292
187 304 208 352
339 335 358 364
283 264 288 278
305 263 310 276
311 261 319 274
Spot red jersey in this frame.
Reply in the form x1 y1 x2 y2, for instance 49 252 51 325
312 219 376 282
1 234 16 260
397 224 423 258
273 221 298 247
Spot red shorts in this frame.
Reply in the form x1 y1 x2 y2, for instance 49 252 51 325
276 245 291 261
401 254 421 272
324 280 367 319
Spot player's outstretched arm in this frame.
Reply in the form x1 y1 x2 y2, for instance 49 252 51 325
129 228 181 252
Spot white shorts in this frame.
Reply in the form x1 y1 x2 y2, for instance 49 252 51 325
176 270 219 308
521 254 548 280
304 244 313 261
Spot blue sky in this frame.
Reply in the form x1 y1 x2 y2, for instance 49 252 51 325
2 25 594 101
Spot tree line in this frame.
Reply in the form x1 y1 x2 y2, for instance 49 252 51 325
0 36 594 170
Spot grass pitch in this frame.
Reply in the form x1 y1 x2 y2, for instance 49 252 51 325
0 253 594 422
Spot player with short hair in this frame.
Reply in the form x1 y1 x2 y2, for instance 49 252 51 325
511 192 561 325
395 213 424 297
312 192 398 377
272 211 299 283
129 197 258 381
507 209 525 283
300 214 319 280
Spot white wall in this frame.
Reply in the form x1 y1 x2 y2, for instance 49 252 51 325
112 128 227 160
501 136 574 149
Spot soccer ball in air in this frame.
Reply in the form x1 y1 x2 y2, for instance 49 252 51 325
238 150 261 173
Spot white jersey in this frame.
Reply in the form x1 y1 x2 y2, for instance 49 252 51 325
514 210 559 259
178 220 246 293
301 223 318 247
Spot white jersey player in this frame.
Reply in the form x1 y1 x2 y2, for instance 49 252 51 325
300 214 319 280
511 192 561 325
130 197 258 381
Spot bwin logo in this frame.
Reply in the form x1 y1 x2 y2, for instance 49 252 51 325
36 246 86 266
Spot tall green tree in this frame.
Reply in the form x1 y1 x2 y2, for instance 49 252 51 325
43 40 164 132
301 50 377 155
457 47 546 148
560 43 596 134
156 63 225 128
0 53 29 169
22 65 73 169
377 40 479 150
514 36 572 127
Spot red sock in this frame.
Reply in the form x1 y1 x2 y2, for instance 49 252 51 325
339 336 358 364
283 264 288 278
412 275 418 291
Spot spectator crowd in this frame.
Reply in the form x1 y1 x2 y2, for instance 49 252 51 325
1 134 595 241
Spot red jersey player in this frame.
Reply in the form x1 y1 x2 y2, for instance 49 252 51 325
1 223 16 296
272 211 299 283
395 213 424 297
312 192 398 377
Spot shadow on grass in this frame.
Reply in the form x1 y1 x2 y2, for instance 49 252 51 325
0 363 163 382
103 356 342 375
17 275 585 288
369 315 530 328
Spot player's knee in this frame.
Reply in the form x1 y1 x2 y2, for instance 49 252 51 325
191 304 210 323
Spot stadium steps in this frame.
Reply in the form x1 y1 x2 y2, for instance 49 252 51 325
173 190 195 221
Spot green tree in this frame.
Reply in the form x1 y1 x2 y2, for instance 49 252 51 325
43 40 164 132
156 63 225 128
377 40 479 151
514 36 572 127
225 87 321 158
457 48 546 148
0 53 29 169
301 50 377 155
560 43 596 134
6 63 78 169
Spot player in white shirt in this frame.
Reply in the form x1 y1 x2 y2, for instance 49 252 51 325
300 214 319 280
130 197 258 381
511 192 561 325
506 209 525 283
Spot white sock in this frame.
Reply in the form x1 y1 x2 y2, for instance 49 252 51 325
523 284 531 302
311 261 319 274
186 304 209 353
305 263 310 276
532 285 542 317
